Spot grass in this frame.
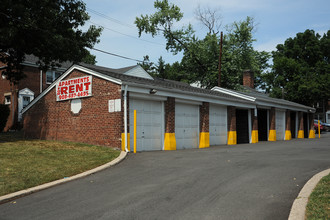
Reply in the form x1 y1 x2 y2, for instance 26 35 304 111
0 132 120 196
305 173 330 219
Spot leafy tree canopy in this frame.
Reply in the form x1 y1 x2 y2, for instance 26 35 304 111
136 0 270 89
262 29 330 106
0 0 102 83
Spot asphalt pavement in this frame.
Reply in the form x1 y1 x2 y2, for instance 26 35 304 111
1 133 329 220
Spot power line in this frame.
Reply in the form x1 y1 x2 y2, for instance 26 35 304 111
86 7 135 29
87 20 165 46
90 47 143 62
0 12 146 63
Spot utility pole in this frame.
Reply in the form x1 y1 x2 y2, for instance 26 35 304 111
218 31 223 87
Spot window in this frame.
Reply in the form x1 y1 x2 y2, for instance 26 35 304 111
23 96 31 108
5 95 11 105
46 70 53 84
46 70 62 84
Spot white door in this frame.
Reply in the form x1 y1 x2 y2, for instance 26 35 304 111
276 110 285 140
175 103 199 149
209 104 227 145
129 99 163 151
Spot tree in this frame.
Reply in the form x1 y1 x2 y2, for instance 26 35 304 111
194 5 222 35
136 1 269 89
0 0 102 83
263 29 330 106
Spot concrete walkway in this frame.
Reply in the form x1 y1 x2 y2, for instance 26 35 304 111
0 134 329 220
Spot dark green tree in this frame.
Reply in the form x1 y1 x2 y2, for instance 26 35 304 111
0 0 102 83
263 29 330 106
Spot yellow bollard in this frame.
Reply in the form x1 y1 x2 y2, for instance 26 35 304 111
134 110 137 153
318 120 320 139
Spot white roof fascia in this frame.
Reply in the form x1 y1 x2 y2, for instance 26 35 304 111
125 83 256 109
256 100 311 112
211 86 256 102
129 92 167 101
22 65 122 114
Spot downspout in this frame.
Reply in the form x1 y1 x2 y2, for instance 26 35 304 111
40 70 43 93
124 85 129 152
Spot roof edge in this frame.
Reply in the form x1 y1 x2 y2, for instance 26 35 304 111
22 65 122 114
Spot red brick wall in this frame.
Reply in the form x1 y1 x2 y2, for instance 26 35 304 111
227 106 236 131
298 112 304 130
0 65 51 131
285 110 291 130
165 97 175 133
23 70 123 148
200 102 209 132
243 70 254 88
269 107 276 130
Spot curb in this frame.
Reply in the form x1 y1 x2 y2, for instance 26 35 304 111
0 151 127 205
288 168 330 220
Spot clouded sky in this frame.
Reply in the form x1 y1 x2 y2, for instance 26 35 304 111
83 0 330 68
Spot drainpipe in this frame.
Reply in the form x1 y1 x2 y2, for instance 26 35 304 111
124 85 128 152
40 70 43 93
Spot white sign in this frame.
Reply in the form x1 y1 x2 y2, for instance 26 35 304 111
109 100 115 112
109 99 121 112
56 76 92 101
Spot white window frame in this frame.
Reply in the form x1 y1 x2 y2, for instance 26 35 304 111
46 70 62 84
4 95 11 105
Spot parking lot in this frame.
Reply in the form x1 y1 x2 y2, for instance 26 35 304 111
1 133 329 220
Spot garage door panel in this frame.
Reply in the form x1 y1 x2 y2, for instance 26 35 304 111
175 103 199 149
276 110 285 140
129 99 163 151
210 104 227 145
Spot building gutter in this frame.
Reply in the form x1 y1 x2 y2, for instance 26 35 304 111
123 85 129 152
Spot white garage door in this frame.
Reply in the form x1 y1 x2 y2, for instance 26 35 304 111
209 104 227 145
129 99 163 151
175 103 199 149
276 110 285 140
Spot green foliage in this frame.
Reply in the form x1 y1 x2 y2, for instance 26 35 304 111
263 29 330 106
136 1 269 89
0 104 10 132
0 0 102 83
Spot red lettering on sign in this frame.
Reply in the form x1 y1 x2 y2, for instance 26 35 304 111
84 82 91 91
76 83 83 92
61 87 68 94
69 85 75 93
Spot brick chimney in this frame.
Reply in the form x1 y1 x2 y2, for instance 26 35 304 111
243 70 254 88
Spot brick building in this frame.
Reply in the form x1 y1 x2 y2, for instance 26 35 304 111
22 63 316 151
0 55 71 131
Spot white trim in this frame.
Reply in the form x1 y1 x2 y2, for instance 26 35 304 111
175 98 202 106
211 86 314 113
129 92 167 101
126 83 256 109
22 65 122 114
257 100 310 112
211 86 256 102
161 101 165 150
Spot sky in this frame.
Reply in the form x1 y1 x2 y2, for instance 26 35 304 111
82 0 330 68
